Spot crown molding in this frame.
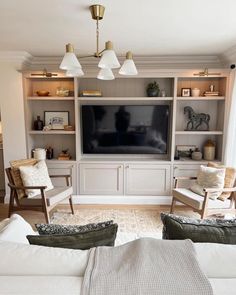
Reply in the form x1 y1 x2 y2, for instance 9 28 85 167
0 51 33 69
221 45 236 65
27 54 227 71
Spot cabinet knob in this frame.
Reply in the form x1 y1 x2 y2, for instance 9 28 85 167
174 166 178 170
126 165 129 169
118 165 122 169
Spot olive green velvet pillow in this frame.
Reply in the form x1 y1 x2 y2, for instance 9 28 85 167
27 224 118 250
161 213 236 244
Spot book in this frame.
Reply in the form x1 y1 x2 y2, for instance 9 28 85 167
80 90 102 97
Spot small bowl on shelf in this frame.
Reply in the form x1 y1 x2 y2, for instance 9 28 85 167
36 90 50 96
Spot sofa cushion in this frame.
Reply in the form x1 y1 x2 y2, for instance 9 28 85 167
173 188 231 210
20 186 73 207
0 240 89 276
35 220 114 235
208 162 236 201
161 213 236 244
10 158 38 199
19 160 54 198
0 214 36 244
27 223 118 250
191 165 225 200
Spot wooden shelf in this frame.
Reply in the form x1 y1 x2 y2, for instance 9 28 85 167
78 96 174 101
175 131 223 135
176 96 225 101
28 130 76 135
27 96 75 101
46 159 76 163
174 159 221 164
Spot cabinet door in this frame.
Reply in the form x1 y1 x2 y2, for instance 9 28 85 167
125 164 171 195
47 162 77 194
79 164 123 195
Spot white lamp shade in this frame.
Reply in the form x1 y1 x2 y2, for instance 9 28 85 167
119 59 138 75
66 68 84 77
97 68 115 80
59 52 82 70
98 50 120 69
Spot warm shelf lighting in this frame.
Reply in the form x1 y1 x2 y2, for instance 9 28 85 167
59 4 137 80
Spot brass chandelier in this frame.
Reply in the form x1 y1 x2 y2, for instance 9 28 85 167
59 4 138 80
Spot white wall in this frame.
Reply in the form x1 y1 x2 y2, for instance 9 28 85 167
0 62 27 195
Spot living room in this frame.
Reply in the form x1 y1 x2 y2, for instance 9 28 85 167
0 0 236 294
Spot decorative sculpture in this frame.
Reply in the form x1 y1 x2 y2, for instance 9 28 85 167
184 106 210 131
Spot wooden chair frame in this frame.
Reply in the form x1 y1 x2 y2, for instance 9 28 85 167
171 176 236 219
6 167 74 223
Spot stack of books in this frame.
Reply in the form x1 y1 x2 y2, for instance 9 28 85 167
80 90 102 97
203 91 219 96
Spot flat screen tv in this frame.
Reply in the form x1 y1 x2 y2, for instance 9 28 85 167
81 105 170 154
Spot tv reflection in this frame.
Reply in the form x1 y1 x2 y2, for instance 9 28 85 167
82 105 168 154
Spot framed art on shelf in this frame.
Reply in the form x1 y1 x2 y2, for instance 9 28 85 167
44 111 69 130
181 88 191 97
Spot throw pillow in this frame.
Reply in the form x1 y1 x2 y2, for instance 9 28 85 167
35 220 114 235
27 223 118 250
10 158 38 199
19 160 54 198
208 162 236 201
161 213 236 244
190 165 225 200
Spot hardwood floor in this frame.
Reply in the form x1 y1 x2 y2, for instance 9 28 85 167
0 204 172 228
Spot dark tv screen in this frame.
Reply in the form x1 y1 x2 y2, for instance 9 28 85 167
82 105 169 154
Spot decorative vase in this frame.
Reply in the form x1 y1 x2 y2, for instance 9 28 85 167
191 88 200 97
191 148 202 160
46 146 54 160
33 148 46 160
203 140 215 161
34 116 44 130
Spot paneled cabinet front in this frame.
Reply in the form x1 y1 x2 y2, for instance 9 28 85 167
125 164 171 195
47 162 77 194
79 164 124 195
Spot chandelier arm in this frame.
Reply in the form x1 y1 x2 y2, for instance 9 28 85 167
76 54 96 59
96 18 99 56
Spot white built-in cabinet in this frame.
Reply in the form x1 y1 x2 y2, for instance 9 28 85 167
22 71 230 202
79 163 171 196
125 164 171 195
79 164 123 195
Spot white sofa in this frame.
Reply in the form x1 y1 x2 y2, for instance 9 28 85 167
0 214 236 295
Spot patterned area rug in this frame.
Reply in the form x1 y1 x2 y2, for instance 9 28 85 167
51 208 199 237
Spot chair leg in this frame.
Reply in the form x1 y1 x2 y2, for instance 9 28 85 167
170 197 176 214
8 189 15 218
41 191 50 224
69 196 74 215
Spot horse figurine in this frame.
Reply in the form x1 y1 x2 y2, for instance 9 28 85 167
184 106 210 131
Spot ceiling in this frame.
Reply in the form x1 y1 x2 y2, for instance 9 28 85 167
0 0 236 57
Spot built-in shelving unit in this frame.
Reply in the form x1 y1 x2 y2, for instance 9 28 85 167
22 71 229 200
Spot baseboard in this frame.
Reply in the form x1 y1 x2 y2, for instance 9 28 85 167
71 195 172 205
4 193 172 205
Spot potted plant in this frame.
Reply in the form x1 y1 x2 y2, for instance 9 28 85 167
146 81 160 97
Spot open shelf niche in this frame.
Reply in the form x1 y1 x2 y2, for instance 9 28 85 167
24 76 76 161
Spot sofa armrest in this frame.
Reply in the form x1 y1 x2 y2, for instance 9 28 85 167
8 183 47 190
49 174 71 186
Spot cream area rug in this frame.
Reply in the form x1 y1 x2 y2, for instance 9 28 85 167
51 208 199 239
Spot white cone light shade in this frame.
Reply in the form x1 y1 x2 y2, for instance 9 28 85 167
97 68 115 80
119 59 138 75
98 50 120 69
66 68 84 77
59 52 82 70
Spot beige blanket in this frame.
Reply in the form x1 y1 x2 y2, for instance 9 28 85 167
81 238 213 295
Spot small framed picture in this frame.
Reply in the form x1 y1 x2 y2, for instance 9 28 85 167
44 111 69 130
181 88 191 97
176 145 196 158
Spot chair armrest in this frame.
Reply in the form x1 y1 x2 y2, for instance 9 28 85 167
173 177 197 180
49 174 72 186
49 174 71 179
203 187 236 193
8 183 47 190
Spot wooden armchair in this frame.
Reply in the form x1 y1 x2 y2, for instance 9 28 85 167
6 168 74 224
171 176 236 219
